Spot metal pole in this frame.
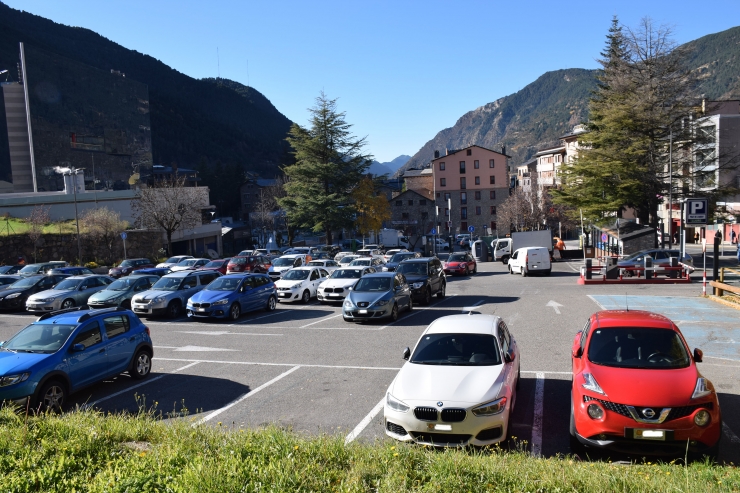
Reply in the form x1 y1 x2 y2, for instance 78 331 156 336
668 127 672 248
702 238 706 296
72 171 82 265
679 201 685 260
19 43 38 193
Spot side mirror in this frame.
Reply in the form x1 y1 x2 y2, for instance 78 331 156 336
504 351 516 363
402 347 411 360
693 348 703 363
181 284 191 290
70 343 85 352
572 347 582 358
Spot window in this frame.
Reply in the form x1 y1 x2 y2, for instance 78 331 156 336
444 193 451 201
460 192 467 204
475 176 480 185
461 207 468 219
408 200 414 206
439 162 445 170
103 315 130 338
489 159 495 168
474 191 481 200
491 206 497 215
460 177 466 189
395 200 402 206
474 160 480 169
459 161 466 174
490 190 496 199
466 149 472 156
419 199 426 205
440 178 446 187
489 175 495 184
436 192 440 198
491 221 497 231
444 207 449 217
461 221 468 231
421 211 428 220
475 206 481 215
402 212 409 219
72 322 102 349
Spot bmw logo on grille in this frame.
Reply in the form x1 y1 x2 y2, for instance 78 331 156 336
642 408 656 419
437 401 443 407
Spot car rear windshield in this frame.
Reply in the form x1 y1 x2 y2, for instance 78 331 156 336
354 277 391 292
331 269 362 279
588 327 690 369
204 260 224 268
390 253 414 263
411 333 502 366
397 263 427 276
19 265 43 274
350 259 371 266
2 323 76 353
272 258 294 267
339 257 357 265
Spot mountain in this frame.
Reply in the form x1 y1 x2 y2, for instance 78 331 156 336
368 155 411 176
397 25 740 176
0 1 293 175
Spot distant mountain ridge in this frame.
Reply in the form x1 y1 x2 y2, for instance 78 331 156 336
397 25 740 176
368 155 410 176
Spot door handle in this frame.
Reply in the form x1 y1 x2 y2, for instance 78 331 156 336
129 337 136 341
98 348 105 353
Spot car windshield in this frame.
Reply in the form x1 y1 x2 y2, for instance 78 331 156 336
353 277 391 292
206 277 240 291
152 277 185 291
397 263 427 276
2 323 76 354
274 258 297 267
119 260 136 268
107 279 137 291
204 260 224 268
307 261 325 267
53 279 83 291
19 265 42 274
587 327 690 369
0 277 17 285
339 257 358 265
350 259 371 266
9 277 41 288
390 253 414 263
410 333 502 366
448 253 468 262
238 251 253 256
283 270 309 281
331 269 363 279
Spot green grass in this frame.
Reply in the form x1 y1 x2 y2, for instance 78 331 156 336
0 407 737 492
0 218 78 236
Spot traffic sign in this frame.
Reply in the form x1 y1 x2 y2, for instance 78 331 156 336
430 228 436 235
686 198 708 226
120 232 127 240
601 233 607 242
468 225 475 233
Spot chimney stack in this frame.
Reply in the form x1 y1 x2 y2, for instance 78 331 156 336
434 150 440 159
501 145 506 155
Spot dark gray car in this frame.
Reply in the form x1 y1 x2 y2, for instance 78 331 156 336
87 274 161 309
342 272 412 323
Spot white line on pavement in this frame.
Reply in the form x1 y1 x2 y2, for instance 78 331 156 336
156 357 401 371
82 361 200 409
531 372 545 456
300 314 343 328
345 397 385 444
723 422 740 445
197 365 301 423
521 370 571 375
378 294 458 330
586 295 606 310
174 331 284 336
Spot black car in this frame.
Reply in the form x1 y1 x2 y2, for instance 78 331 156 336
0 265 23 275
0 274 68 311
0 275 22 289
395 257 446 305
383 251 422 272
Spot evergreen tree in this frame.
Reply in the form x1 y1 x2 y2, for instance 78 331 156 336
280 93 372 244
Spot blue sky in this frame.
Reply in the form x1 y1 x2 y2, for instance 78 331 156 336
5 1 739 162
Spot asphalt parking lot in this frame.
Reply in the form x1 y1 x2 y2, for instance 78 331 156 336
1 257 738 463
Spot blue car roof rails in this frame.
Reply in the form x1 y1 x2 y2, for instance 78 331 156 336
77 306 129 322
36 306 85 321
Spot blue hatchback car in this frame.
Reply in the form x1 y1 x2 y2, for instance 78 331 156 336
0 307 153 412
186 274 277 320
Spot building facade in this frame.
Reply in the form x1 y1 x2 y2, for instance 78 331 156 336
431 145 509 236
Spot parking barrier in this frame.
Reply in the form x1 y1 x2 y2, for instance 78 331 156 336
577 260 693 285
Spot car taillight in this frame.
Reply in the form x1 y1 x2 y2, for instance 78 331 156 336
525 254 529 265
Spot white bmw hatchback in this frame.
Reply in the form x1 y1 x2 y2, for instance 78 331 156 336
384 313 520 447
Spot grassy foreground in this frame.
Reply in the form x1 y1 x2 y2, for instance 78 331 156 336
0 408 737 493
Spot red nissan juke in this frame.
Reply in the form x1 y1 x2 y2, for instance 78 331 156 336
570 310 721 458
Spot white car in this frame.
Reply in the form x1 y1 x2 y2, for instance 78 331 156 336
507 246 551 276
349 257 385 268
306 259 340 274
334 251 354 262
338 255 361 266
170 258 210 272
274 266 330 303
384 313 520 447
156 255 193 269
268 254 307 282
432 239 450 251
316 266 376 303
383 248 408 262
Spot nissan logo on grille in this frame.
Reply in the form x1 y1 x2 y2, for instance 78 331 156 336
642 408 656 419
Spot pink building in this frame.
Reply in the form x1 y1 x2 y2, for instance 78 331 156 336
431 145 509 235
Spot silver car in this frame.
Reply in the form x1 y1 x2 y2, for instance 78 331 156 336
131 270 221 318
26 275 114 312
87 274 160 309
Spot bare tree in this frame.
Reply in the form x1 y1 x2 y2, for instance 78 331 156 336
26 205 50 262
80 207 128 264
252 190 276 248
131 177 205 255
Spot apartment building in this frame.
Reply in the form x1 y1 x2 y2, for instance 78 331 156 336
431 145 509 235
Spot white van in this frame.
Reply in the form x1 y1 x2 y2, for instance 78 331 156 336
507 247 551 276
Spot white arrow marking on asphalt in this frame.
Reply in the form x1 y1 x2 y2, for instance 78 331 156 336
172 345 239 352
546 300 563 315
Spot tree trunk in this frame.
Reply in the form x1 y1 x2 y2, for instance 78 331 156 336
325 228 333 245
166 231 173 257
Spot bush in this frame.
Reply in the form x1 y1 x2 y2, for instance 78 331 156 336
84 261 99 269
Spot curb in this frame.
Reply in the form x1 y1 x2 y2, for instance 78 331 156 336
706 294 740 311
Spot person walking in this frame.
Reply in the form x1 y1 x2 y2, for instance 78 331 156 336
694 232 700 244
731 229 737 245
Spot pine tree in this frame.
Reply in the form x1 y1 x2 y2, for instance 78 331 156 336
280 92 371 244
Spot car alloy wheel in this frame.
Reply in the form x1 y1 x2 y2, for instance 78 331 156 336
266 296 276 312
167 300 181 318
301 290 310 303
390 303 398 322
37 380 65 413
131 350 151 379
229 303 241 321
61 299 75 309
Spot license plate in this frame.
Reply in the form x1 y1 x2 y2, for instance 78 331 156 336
328 294 341 298
359 309 368 314
428 423 452 431
632 429 666 440
197 308 205 312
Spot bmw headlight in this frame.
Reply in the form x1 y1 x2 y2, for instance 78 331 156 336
0 373 30 387
691 377 711 399
386 392 409 413
472 397 507 416
5 293 21 299
412 282 424 289
212 299 229 305
582 373 606 395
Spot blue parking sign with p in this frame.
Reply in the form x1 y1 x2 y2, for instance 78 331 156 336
686 198 708 226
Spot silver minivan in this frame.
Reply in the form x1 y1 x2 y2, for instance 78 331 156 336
131 270 221 318
508 247 552 276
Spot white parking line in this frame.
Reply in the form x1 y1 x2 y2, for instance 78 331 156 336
300 314 343 328
723 422 740 445
82 361 200 409
378 294 458 330
345 396 385 444
174 331 284 336
587 295 606 310
197 365 301 423
156 357 400 371
531 372 545 456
